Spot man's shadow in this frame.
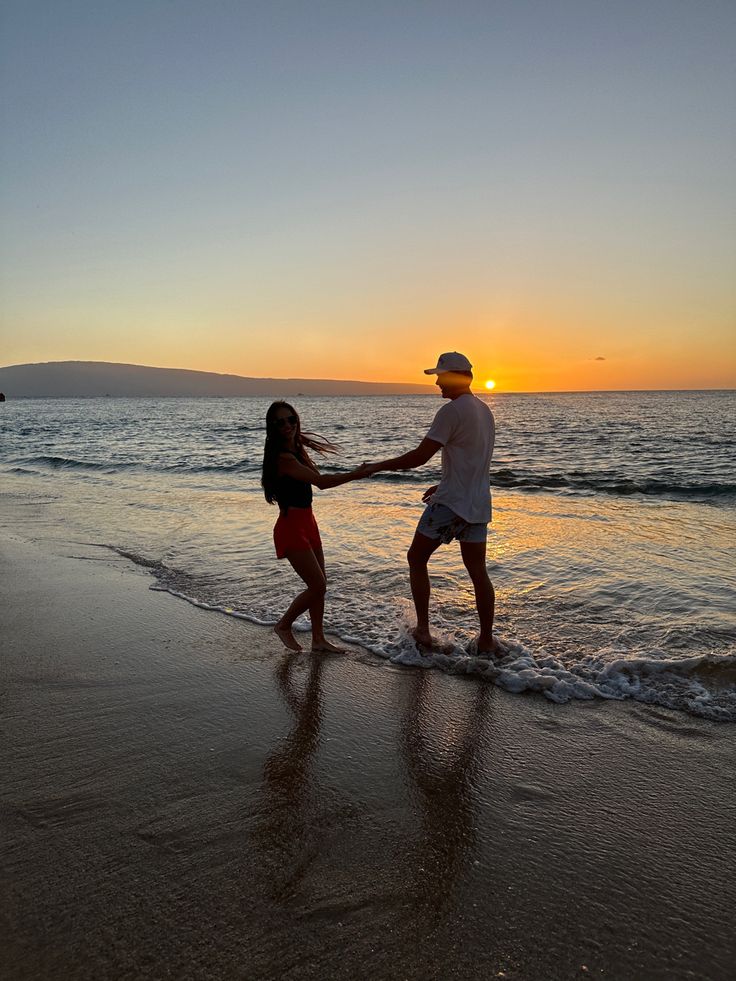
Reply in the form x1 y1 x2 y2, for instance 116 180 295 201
398 670 491 914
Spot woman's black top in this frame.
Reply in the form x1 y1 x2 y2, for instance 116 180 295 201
275 452 313 511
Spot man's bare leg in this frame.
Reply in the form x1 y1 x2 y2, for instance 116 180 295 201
407 532 442 648
460 540 500 655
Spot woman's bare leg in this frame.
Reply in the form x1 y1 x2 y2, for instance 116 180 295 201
273 623 304 652
274 549 327 652
310 545 344 653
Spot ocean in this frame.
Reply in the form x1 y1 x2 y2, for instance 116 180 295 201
2 391 735 721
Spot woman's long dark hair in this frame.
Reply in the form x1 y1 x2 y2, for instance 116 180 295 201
261 401 338 504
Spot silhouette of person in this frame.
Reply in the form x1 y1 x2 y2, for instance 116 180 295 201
261 401 371 654
363 353 498 655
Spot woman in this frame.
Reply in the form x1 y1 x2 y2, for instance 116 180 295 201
262 401 370 653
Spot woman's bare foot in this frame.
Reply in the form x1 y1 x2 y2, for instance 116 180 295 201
274 624 302 652
311 638 346 655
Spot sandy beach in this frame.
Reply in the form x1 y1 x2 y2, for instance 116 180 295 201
1 532 734 980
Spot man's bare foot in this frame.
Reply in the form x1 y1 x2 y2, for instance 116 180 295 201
274 624 302 652
311 638 346 655
476 636 502 658
411 627 437 650
410 628 454 654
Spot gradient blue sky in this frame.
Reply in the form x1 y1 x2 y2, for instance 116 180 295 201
1 0 734 389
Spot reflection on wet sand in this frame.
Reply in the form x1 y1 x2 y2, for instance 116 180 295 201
256 652 492 921
399 671 491 914
255 652 328 903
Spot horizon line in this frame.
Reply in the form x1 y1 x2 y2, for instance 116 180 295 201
5 389 735 398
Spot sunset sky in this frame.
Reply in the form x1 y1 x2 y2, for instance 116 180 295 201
1 1 734 391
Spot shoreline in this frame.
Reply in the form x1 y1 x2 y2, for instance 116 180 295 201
2 531 735 979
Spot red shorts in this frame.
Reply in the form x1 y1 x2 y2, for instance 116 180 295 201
273 506 322 559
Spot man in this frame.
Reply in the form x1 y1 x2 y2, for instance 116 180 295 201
365 352 498 655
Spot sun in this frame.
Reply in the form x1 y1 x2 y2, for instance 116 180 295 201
484 379 496 390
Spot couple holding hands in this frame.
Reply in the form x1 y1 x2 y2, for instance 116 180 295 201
261 352 498 657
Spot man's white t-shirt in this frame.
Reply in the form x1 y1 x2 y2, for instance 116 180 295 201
426 393 495 523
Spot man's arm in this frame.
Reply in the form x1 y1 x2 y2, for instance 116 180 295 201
366 437 442 475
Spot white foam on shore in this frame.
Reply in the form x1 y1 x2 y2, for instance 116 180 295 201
149 582 736 723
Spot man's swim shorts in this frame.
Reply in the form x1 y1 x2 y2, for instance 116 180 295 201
417 502 488 544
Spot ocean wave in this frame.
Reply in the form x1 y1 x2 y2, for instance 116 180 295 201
163 460 252 474
112 547 167 571
488 469 736 501
11 452 735 504
377 468 736 503
18 454 136 474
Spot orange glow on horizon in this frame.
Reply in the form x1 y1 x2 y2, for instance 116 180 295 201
4 306 734 392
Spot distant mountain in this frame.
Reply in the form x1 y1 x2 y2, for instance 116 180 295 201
0 361 435 398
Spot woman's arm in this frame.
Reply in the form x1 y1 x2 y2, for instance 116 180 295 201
300 450 320 475
279 454 371 490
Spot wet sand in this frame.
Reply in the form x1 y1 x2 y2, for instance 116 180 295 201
1 533 734 980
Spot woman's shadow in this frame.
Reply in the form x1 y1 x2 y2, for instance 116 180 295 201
255 651 326 903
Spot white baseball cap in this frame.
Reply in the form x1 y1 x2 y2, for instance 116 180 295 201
424 351 473 374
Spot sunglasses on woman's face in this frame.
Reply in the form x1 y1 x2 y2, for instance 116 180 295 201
274 415 298 428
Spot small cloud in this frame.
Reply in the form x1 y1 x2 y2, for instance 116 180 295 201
593 356 606 361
